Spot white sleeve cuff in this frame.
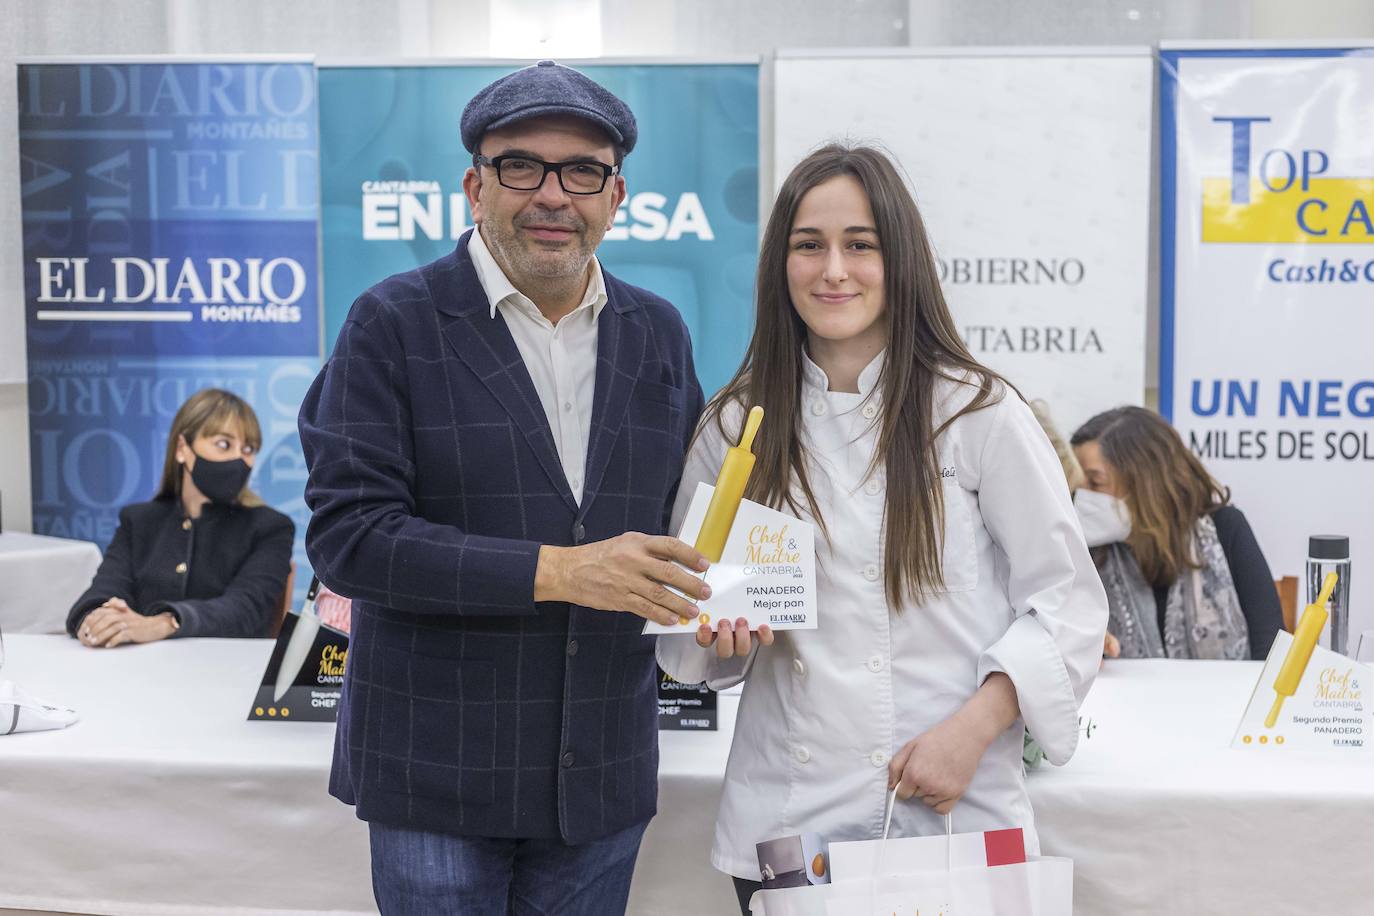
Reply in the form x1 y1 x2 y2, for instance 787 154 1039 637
977 612 1081 765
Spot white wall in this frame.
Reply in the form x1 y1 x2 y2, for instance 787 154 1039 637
1251 0 1374 38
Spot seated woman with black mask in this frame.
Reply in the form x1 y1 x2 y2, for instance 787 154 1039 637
67 388 294 647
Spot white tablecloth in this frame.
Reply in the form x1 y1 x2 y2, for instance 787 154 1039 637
0 636 372 915
632 696 742 915
641 660 1374 915
6 639 1372 915
0 635 732 916
1033 659 1374 914
0 531 102 635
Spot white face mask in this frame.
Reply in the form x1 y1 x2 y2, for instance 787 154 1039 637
1074 488 1132 547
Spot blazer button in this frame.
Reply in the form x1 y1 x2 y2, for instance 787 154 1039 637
181 518 192 530
560 751 576 768
175 562 188 574
566 640 579 657
573 523 586 545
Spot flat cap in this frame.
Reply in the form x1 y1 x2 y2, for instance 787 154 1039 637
460 60 637 155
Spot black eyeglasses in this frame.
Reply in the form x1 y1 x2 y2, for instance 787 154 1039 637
474 154 618 195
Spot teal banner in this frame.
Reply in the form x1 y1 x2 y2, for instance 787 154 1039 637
318 63 759 396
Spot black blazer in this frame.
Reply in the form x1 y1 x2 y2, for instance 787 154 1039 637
66 497 294 638
299 231 703 843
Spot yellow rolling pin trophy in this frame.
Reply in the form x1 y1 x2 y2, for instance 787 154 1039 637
1266 571 1341 728
650 404 816 637
686 406 764 627
694 406 765 562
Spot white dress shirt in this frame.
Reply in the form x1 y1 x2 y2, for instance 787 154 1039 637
467 226 607 504
657 350 1108 880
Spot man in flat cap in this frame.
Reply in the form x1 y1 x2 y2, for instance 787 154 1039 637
299 61 709 914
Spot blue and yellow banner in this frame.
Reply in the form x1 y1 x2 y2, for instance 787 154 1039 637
1159 46 1374 633
18 61 322 603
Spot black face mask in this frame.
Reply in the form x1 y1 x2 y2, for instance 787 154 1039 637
187 453 252 504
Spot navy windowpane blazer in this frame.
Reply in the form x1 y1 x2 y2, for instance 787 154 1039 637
298 231 703 842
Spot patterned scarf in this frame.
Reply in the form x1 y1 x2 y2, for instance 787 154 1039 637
1096 514 1250 659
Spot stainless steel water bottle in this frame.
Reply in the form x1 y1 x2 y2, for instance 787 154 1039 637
1307 535 1352 656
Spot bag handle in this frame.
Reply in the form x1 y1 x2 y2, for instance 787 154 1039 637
879 784 955 872
865 784 957 916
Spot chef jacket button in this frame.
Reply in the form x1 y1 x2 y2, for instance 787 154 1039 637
870 750 888 768
795 746 811 764
175 562 188 574
810 401 826 416
862 564 879 582
793 658 806 676
864 479 881 496
867 655 883 673
861 402 879 420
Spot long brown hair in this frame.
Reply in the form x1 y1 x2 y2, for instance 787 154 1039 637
155 388 264 507
1070 406 1229 585
701 144 1006 606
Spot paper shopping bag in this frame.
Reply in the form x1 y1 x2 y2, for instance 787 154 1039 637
828 826 1027 880
749 857 1074 916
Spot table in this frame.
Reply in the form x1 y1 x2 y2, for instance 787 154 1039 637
630 694 741 916
640 660 1374 915
0 635 733 916
1032 659 1374 914
0 636 372 915
7 640 1373 915
0 532 102 635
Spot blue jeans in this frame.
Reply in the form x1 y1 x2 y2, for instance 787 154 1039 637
369 819 649 916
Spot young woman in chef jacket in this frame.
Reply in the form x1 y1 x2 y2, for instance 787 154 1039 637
656 144 1109 913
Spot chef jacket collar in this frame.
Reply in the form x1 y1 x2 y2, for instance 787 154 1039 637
800 347 886 404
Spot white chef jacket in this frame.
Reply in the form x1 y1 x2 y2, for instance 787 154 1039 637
467 225 607 504
657 351 1107 880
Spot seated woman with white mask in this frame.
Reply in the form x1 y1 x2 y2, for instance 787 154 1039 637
67 388 294 647
1071 406 1283 661
657 144 1108 915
